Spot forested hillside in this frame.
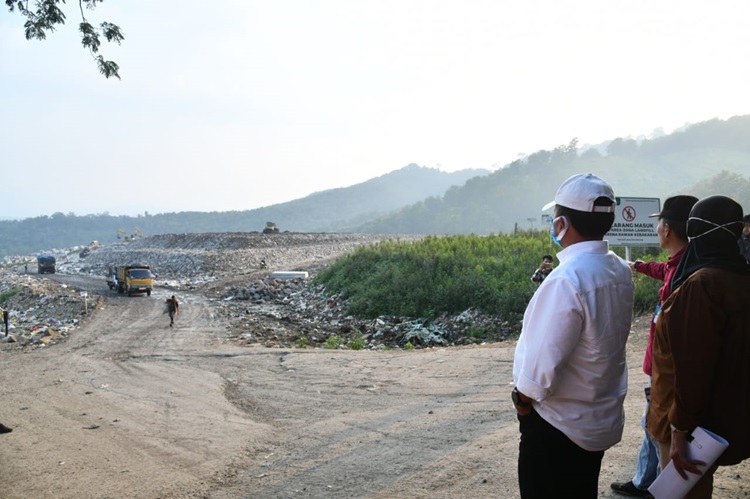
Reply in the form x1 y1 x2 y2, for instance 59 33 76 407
3 115 750 257
356 115 750 234
0 164 485 256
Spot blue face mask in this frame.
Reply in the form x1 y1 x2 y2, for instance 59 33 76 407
550 216 568 247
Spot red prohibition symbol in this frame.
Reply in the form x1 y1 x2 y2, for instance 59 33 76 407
622 206 636 222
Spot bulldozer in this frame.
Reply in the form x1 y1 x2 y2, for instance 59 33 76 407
262 222 280 234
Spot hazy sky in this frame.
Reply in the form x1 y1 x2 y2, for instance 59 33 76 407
2 1 749 219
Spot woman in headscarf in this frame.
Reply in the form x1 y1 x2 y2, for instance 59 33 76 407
647 195 750 498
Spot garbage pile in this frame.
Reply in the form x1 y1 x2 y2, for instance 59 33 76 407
216 274 516 349
78 233 420 287
0 273 101 349
1 232 516 351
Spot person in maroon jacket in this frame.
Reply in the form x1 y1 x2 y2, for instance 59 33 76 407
611 195 697 497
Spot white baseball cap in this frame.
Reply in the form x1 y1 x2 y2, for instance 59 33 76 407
542 173 616 213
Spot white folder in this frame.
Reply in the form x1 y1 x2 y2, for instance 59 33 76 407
648 426 729 499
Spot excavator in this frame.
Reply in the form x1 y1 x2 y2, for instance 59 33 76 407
116 228 144 241
79 240 100 258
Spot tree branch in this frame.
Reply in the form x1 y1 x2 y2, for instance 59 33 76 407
7 0 124 79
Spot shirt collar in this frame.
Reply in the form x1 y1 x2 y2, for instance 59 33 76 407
667 247 686 267
557 240 610 262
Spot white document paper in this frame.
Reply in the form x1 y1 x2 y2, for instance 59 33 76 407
648 426 729 499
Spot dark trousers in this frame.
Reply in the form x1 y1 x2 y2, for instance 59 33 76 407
518 410 604 498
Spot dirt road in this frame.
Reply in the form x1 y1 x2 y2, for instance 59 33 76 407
2 282 749 498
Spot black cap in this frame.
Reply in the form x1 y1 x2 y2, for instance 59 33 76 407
649 195 699 221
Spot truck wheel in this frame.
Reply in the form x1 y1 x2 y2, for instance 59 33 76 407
147 290 151 297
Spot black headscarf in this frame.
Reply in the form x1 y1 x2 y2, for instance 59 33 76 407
670 195 750 292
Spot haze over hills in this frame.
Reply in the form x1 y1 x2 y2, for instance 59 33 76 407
252 164 490 232
0 165 487 256
2 114 750 257
356 115 750 234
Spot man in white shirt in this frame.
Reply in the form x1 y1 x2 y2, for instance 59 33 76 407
512 173 634 498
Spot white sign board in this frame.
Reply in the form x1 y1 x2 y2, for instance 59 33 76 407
605 197 661 247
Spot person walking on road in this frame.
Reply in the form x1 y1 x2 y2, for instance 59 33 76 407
166 295 179 327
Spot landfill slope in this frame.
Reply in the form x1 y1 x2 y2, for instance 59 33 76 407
1 233 749 498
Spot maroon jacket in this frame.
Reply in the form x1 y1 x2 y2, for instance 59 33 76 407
633 247 685 376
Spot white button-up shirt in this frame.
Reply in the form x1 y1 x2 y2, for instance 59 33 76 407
513 240 634 451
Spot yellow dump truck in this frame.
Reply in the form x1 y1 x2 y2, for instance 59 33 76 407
115 265 154 296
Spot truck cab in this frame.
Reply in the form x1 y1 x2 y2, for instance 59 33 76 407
116 265 154 296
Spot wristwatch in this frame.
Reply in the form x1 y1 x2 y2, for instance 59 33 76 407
670 423 689 433
512 387 531 407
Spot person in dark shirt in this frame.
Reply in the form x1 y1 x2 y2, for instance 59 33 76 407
530 254 554 284
166 295 179 327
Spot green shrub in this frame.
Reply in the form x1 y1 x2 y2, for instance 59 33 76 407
348 331 366 350
313 233 547 320
630 251 668 314
312 233 664 325
323 335 345 350
633 273 661 315
466 327 486 339
0 287 21 303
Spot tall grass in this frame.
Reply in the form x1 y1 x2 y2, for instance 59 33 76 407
314 232 662 323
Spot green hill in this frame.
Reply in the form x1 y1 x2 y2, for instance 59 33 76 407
355 116 750 234
3 115 750 257
0 164 486 256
